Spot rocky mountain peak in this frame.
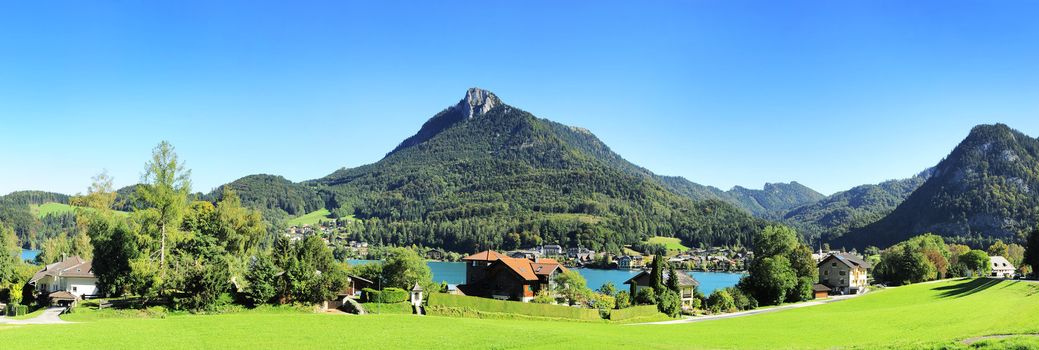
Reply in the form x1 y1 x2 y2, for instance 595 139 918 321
457 87 501 118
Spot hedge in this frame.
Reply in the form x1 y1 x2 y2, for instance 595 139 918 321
426 293 602 322
362 288 409 303
361 302 414 315
5 304 28 317
608 305 666 322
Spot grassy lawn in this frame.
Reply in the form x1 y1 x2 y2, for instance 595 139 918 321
646 236 689 254
0 279 1036 349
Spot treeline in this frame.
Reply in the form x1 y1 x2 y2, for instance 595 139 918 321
6 142 355 312
0 191 75 249
205 174 327 223
871 233 1032 285
781 171 929 244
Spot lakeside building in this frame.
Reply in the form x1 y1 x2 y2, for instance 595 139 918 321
458 250 568 302
623 270 700 310
617 255 645 269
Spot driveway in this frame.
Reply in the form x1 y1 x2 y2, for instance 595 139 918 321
631 293 863 325
0 307 71 325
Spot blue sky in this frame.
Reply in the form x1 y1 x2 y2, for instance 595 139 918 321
1 0 1037 196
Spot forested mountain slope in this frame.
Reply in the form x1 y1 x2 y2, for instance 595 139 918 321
780 170 931 245
305 88 767 252
836 124 1039 249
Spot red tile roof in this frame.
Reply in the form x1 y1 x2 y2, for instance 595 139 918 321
497 257 540 281
462 250 506 261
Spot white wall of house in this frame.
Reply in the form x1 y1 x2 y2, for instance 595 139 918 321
36 276 98 297
63 277 98 297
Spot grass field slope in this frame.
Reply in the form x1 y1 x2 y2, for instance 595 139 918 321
0 279 1036 349
32 202 129 218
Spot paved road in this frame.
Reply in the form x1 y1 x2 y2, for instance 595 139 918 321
630 294 863 325
0 307 71 325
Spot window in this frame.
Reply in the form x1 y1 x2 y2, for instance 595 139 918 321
832 263 837 267
73 286 78 292
839 270 846 276
824 270 829 276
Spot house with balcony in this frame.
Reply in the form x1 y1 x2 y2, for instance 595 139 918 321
623 270 700 310
28 256 98 306
817 253 871 295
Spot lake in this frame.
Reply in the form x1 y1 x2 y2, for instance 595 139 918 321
21 249 40 262
348 260 743 295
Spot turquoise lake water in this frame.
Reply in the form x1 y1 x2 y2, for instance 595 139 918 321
21 249 40 262
348 259 743 295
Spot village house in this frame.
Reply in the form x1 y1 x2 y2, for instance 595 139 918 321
624 270 700 310
325 275 375 310
617 255 645 269
458 250 567 302
989 256 1015 278
539 245 564 256
507 250 541 260
28 256 98 306
566 247 596 262
817 253 871 295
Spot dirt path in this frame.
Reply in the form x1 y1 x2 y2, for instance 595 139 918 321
961 334 1039 345
630 293 863 325
0 307 71 325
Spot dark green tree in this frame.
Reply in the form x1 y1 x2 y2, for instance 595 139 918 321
649 255 665 292
244 254 279 306
960 250 992 277
666 265 680 293
1025 225 1039 277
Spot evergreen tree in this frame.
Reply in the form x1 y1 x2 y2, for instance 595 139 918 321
649 255 665 292
666 264 680 293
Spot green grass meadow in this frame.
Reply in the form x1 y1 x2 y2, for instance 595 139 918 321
32 202 129 218
647 236 690 252
0 279 1036 349
286 209 358 227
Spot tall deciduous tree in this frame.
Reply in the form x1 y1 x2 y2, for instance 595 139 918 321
960 250 992 277
137 141 192 279
987 240 1009 258
741 225 814 306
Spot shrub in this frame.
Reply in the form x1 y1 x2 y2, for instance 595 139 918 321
362 302 414 314
614 291 631 309
362 287 409 303
634 287 656 305
532 290 555 304
656 290 681 318
6 304 28 316
707 289 736 314
728 287 757 311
